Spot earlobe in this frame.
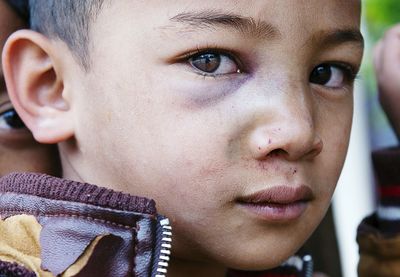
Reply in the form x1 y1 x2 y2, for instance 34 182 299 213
2 29 73 144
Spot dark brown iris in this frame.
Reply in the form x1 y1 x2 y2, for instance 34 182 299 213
310 64 332 85
190 53 221 73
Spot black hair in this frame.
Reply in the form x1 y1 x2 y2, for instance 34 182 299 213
29 0 105 69
5 0 30 22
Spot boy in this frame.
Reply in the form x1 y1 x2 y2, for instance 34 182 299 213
1 0 363 276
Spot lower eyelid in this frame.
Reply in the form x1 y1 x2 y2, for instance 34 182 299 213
193 71 236 80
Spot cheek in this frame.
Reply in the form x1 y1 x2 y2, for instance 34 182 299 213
148 138 231 203
329 113 352 164
321 118 352 191
104 106 232 202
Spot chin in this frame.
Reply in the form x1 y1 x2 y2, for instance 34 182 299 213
221 242 302 271
227 260 284 272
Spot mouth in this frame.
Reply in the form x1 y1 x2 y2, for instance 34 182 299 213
236 185 314 222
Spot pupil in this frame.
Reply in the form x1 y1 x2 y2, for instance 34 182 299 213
311 65 332 85
192 53 221 73
4 110 26 129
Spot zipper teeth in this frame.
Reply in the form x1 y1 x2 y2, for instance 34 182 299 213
155 218 172 277
302 255 313 277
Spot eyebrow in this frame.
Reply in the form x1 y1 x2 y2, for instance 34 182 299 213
169 10 280 40
317 29 364 47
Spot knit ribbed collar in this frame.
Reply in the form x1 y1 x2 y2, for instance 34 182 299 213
0 172 156 215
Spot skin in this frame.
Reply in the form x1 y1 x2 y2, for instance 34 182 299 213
3 0 363 276
0 0 59 176
374 24 400 140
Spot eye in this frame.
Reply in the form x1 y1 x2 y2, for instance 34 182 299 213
189 52 239 75
0 109 26 130
310 63 354 88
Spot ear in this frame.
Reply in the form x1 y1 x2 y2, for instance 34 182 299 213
2 30 73 144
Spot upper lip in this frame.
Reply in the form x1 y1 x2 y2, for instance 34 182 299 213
237 185 314 205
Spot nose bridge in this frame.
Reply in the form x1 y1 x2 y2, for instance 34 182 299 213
284 83 314 136
276 82 315 145
247 79 322 161
264 72 314 134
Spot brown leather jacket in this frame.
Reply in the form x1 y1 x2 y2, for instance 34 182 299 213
0 173 313 277
0 173 172 277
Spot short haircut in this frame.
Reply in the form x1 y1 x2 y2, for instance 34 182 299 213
29 0 105 69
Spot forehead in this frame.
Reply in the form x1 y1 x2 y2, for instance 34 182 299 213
169 0 361 25
99 0 361 48
111 0 360 29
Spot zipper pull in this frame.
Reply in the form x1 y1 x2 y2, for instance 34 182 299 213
302 255 313 277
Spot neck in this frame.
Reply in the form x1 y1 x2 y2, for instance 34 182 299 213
167 257 227 277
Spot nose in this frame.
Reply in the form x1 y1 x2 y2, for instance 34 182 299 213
247 91 323 162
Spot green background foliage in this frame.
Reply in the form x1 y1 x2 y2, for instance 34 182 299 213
362 0 398 147
364 0 400 42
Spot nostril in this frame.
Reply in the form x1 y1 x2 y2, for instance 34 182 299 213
267 149 287 158
249 124 321 161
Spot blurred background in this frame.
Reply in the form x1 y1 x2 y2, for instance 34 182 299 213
332 1 400 276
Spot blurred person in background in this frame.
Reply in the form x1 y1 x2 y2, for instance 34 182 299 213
357 23 400 276
0 0 59 176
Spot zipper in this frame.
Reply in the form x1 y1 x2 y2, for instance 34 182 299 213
302 255 313 277
151 219 313 277
154 218 172 277
280 254 313 277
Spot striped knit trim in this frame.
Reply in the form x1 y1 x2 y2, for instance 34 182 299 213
379 185 400 198
372 147 400 186
377 206 400 221
372 148 400 234
376 205 400 236
0 172 156 215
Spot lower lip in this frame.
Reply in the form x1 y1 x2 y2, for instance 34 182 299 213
237 201 308 222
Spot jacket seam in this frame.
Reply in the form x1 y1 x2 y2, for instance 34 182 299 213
1 210 137 230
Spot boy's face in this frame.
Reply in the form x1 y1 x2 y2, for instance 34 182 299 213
62 0 363 270
0 0 58 177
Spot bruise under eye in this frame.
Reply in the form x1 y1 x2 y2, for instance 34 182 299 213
190 53 221 73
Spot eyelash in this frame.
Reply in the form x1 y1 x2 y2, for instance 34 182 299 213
321 62 360 90
177 46 244 77
177 46 359 87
